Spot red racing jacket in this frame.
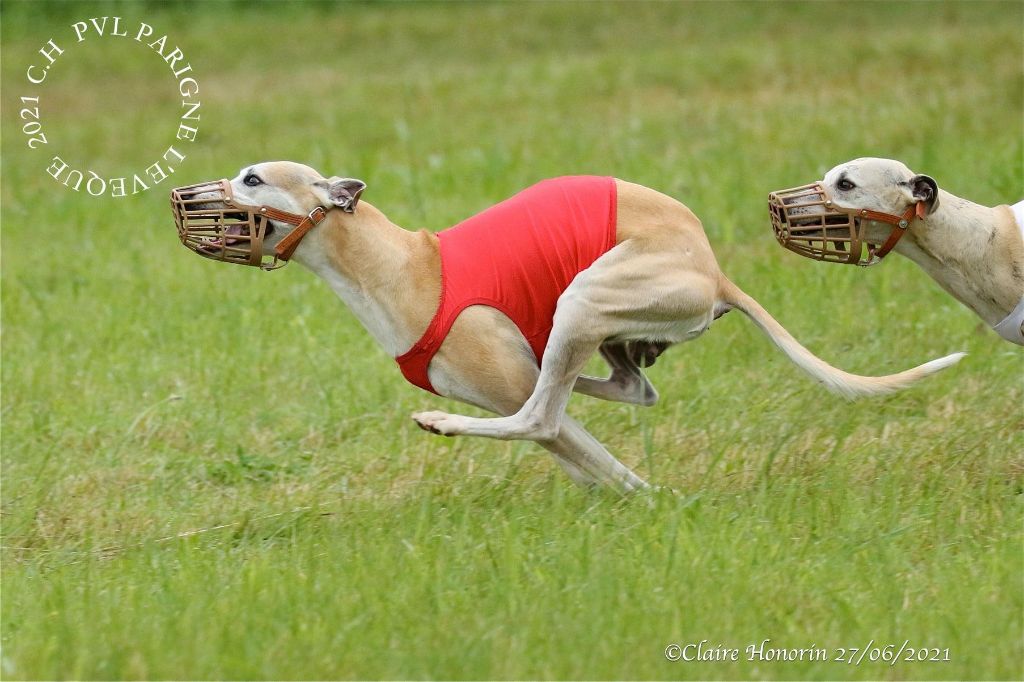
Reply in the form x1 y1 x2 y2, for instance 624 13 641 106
395 175 618 394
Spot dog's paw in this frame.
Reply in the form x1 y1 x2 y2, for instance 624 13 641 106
411 411 464 437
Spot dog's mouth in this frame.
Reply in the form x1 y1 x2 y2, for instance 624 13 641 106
193 210 275 253
792 224 850 252
198 220 247 252
783 209 855 251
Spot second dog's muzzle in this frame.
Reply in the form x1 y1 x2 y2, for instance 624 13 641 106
768 183 922 266
170 179 329 270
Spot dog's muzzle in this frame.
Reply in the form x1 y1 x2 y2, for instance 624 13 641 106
170 179 329 271
768 183 921 267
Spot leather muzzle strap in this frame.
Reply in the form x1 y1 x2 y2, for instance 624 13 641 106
866 202 925 261
260 205 329 261
214 178 332 267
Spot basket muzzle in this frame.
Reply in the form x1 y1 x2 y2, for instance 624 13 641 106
171 179 277 268
768 182 919 267
171 179 330 271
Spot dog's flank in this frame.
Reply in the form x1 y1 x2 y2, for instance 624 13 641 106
185 162 964 492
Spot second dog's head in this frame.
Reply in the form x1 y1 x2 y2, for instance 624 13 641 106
821 157 939 240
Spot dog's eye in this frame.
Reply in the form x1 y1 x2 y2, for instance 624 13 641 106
837 178 856 191
244 174 263 187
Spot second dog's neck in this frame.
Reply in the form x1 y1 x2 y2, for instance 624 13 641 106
894 190 1024 326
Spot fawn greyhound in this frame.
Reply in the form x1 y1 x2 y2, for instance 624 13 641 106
173 162 964 492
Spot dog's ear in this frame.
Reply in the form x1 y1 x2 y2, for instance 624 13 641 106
907 174 939 216
313 177 367 213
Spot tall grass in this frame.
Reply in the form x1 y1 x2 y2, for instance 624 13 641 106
2 1 1021 679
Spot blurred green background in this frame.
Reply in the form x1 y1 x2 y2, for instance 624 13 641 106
2 1 1021 679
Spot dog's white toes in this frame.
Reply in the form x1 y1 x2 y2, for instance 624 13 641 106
411 411 463 437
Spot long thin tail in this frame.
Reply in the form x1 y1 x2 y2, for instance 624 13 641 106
718 278 964 399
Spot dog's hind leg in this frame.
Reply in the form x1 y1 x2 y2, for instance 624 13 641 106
573 341 662 406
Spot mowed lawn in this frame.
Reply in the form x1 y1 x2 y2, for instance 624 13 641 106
2 2 1022 679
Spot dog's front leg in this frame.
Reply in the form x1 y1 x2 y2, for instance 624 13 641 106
413 333 598 441
412 292 604 442
543 415 649 493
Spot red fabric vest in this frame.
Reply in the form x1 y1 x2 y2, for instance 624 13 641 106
395 176 618 394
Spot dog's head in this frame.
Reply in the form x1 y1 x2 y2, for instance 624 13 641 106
221 161 366 255
178 161 367 267
768 157 941 265
821 157 939 239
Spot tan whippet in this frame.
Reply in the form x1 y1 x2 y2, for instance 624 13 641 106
180 162 964 492
781 157 1024 345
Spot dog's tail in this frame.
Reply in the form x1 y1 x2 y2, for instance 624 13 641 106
718 278 964 399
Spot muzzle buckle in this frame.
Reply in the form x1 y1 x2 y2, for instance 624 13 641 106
307 206 327 224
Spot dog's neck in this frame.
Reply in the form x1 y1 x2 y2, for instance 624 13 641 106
291 202 440 357
893 190 1024 326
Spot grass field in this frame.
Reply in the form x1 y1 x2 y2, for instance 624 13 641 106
2 1 1022 679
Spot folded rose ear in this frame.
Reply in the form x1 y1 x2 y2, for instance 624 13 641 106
330 178 366 212
908 174 939 216
313 177 367 213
